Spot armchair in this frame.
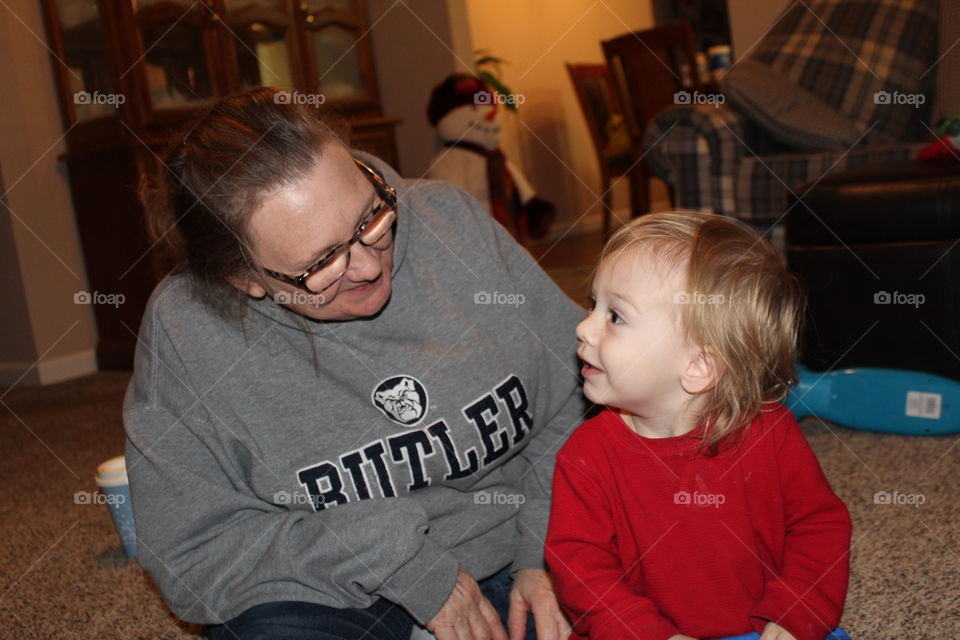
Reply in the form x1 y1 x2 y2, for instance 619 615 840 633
642 0 942 226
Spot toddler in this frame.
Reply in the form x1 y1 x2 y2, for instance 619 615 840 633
546 212 851 640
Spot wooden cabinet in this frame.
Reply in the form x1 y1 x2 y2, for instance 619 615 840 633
40 0 400 369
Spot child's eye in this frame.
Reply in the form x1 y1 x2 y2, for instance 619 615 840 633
586 296 596 311
608 309 624 324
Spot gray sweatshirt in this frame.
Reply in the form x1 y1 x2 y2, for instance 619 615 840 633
123 153 587 626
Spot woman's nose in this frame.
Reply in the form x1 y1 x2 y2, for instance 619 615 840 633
344 241 383 282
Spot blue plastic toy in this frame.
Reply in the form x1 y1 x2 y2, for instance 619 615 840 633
786 364 960 436
719 628 851 640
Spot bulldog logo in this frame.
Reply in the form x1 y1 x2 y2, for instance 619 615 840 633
372 376 428 426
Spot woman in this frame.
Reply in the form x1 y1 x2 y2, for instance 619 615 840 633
123 87 585 640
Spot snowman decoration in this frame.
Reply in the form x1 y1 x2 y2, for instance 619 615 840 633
426 74 555 241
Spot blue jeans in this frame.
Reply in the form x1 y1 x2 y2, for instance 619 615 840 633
206 565 536 640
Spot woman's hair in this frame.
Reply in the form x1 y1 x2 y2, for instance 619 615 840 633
601 211 803 453
141 86 350 318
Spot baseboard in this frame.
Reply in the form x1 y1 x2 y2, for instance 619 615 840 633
38 349 97 385
0 361 40 388
0 349 98 388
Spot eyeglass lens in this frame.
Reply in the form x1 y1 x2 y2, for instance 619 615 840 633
302 206 397 293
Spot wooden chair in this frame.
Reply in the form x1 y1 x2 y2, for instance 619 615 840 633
565 62 638 237
601 23 701 221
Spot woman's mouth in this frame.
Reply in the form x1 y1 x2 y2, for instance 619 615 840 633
345 282 372 295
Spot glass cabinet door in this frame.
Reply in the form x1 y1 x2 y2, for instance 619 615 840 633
299 0 375 103
224 0 295 90
134 0 218 110
55 0 121 122
310 23 364 98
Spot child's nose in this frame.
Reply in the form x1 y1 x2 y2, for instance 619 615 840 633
575 316 593 345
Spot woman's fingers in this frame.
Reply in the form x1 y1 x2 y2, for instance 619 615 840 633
456 610 477 640
506 596 530 640
429 566 507 640
477 592 508 640
530 597 570 640
508 569 573 640
556 609 573 639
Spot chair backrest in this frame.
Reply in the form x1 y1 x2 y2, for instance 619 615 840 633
746 0 937 142
565 63 625 172
602 23 700 151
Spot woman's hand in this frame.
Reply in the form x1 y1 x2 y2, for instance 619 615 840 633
759 622 797 640
507 568 572 640
428 566 508 640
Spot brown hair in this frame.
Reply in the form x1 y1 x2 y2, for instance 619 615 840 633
142 86 350 318
602 211 802 453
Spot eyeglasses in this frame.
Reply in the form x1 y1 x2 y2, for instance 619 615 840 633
260 158 398 303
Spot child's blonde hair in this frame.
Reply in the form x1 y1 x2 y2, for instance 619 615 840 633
602 211 802 452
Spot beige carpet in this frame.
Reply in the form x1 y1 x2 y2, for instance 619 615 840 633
0 373 957 639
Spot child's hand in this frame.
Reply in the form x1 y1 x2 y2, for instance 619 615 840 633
759 622 797 640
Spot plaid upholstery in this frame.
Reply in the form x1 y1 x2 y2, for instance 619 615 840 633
644 104 783 216
645 103 928 223
734 141 926 221
643 0 944 224
753 0 938 142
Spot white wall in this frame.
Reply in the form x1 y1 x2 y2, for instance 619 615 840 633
0 163 39 385
366 0 474 178
0 0 97 387
727 0 793 60
464 0 655 233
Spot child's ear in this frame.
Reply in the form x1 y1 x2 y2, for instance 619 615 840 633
681 350 719 395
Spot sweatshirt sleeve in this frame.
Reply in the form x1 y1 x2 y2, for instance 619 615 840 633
449 186 588 572
123 304 459 626
748 411 852 640
546 452 680 640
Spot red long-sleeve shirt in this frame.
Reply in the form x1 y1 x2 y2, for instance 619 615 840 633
546 405 850 640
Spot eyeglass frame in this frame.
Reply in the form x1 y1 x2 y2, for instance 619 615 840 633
258 157 398 296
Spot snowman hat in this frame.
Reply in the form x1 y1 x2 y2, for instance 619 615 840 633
427 74 495 127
